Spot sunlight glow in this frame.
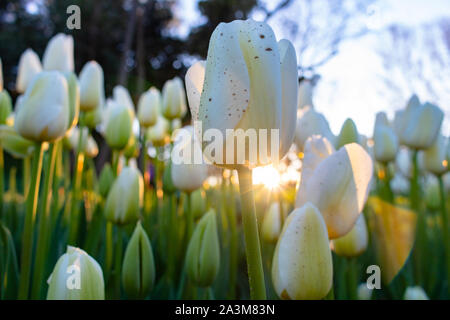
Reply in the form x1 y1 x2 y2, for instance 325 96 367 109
253 165 281 189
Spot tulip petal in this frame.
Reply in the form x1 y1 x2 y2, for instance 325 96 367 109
185 60 206 122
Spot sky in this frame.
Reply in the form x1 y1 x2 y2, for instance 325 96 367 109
175 0 450 136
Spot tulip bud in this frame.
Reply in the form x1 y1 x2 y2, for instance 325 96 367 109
373 122 398 163
16 49 42 93
357 283 372 300
297 79 314 109
296 143 373 239
98 163 114 198
403 286 429 300
122 222 156 299
294 107 335 151
262 202 282 243
113 85 135 117
0 90 12 125
186 209 220 287
15 71 69 142
336 118 359 148
138 87 160 128
104 103 133 150
42 33 74 72
162 77 187 120
331 214 368 257
272 203 333 300
191 189 206 219
62 72 80 130
79 61 104 112
65 127 98 158
146 116 169 146
105 166 143 225
396 95 443 149
0 125 35 158
421 134 448 175
47 246 105 300
82 105 102 130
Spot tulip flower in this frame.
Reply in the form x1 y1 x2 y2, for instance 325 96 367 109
104 102 133 150
171 126 209 192
15 71 69 142
104 166 143 225
138 87 160 128
0 90 12 125
390 172 410 194
62 72 80 131
113 85 135 116
47 246 105 300
123 134 140 159
65 126 98 158
336 118 359 148
16 49 42 93
186 209 220 287
294 106 335 151
373 112 398 163
403 286 429 300
262 202 282 243
42 33 74 72
122 222 155 299
420 135 448 176
357 283 373 300
272 203 333 300
146 115 169 146
331 214 368 257
395 95 443 149
296 143 373 239
79 61 104 112
0 125 35 158
162 77 187 120
297 79 314 109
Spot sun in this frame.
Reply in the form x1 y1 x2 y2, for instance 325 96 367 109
252 165 281 189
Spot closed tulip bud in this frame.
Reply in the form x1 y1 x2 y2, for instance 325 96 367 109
171 126 209 192
357 283 373 300
186 209 220 287
296 143 373 239
272 203 333 300
162 77 187 120
122 222 155 299
373 122 398 163
113 85 135 117
185 20 298 167
62 72 80 130
15 71 69 142
82 106 102 130
65 127 98 158
79 61 104 112
105 103 133 150
16 49 42 93
0 90 12 125
337 118 359 148
390 172 410 194
396 95 443 149
146 116 169 146
375 111 390 128
191 189 206 218
262 202 282 243
42 33 74 72
0 125 35 158
138 87 160 128
294 107 335 151
403 286 429 300
421 135 448 175
47 246 104 300
331 214 368 257
297 79 314 109
105 166 143 225
98 163 114 198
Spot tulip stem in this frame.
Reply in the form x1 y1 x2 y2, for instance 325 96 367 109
0 147 4 220
437 175 450 292
31 142 58 299
381 163 394 203
23 157 30 199
236 166 267 300
18 143 44 299
226 181 238 299
114 226 123 299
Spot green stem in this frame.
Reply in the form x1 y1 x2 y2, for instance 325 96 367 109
105 222 114 274
114 226 123 299
236 166 266 300
18 143 44 299
23 157 30 199
31 142 58 299
226 181 238 299
382 162 394 203
346 258 358 300
438 175 450 292
0 147 4 220
185 192 193 242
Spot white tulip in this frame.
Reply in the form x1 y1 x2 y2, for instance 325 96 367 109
42 33 74 72
79 61 104 112
357 283 373 300
294 106 335 151
146 115 169 146
395 95 443 149
272 203 333 300
16 49 43 93
420 135 448 175
47 246 104 300
113 85 135 117
15 71 69 142
331 214 368 257
373 119 398 163
297 79 313 109
262 202 282 243
138 87 161 128
171 126 209 192
390 172 410 194
403 286 429 300
296 143 373 239
162 77 187 120
66 126 98 158
185 19 298 168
